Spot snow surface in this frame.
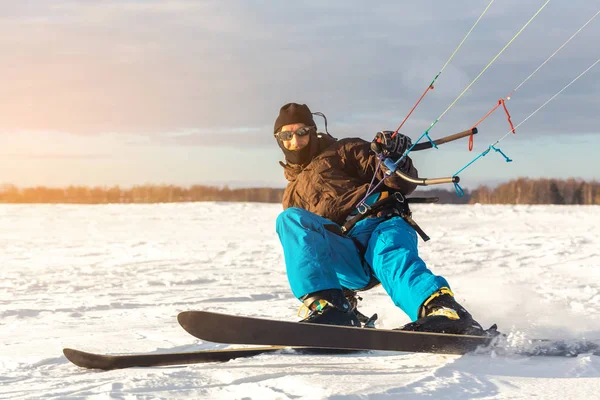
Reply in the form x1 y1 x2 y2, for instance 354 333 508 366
2 203 600 399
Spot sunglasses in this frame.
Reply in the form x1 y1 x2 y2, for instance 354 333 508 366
274 126 315 141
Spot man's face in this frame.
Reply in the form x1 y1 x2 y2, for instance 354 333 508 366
279 123 310 151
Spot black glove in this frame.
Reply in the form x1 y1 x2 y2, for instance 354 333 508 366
371 131 412 158
371 131 412 172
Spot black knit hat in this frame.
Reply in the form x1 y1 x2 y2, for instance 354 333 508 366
274 103 316 134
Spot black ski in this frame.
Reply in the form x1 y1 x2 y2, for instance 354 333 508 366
177 310 492 355
177 311 600 357
63 346 294 370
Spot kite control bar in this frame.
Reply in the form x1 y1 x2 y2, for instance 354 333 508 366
383 127 478 186
412 127 477 151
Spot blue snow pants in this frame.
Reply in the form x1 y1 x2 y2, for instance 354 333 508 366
276 207 449 321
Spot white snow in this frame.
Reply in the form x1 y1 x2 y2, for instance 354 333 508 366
2 203 600 399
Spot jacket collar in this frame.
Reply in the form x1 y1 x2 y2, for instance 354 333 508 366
279 134 337 181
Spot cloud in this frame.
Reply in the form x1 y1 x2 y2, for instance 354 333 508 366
0 0 598 143
0 153 111 159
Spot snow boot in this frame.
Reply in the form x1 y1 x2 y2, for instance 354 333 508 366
399 287 487 336
343 289 378 328
299 289 362 327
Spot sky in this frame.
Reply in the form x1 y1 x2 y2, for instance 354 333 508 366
1 0 599 189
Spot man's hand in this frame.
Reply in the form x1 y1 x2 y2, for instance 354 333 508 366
371 131 412 159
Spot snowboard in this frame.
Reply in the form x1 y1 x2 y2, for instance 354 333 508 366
177 311 600 358
177 310 493 355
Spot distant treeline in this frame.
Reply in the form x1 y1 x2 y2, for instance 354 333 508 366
0 184 283 204
470 178 600 205
0 178 598 205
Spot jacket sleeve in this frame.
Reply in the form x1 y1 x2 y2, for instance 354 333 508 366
343 139 419 195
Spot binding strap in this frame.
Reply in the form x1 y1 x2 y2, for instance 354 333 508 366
420 287 455 318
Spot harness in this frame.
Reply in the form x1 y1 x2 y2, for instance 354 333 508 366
341 191 438 242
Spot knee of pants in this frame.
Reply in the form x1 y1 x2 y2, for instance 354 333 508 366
372 218 418 253
276 207 308 233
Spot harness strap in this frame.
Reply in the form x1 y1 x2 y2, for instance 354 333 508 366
341 193 402 233
403 214 431 242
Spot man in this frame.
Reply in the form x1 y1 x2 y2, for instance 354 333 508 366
274 102 486 335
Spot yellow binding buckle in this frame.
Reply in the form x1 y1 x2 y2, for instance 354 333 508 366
420 287 455 318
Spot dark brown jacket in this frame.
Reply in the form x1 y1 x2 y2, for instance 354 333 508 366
281 135 418 225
